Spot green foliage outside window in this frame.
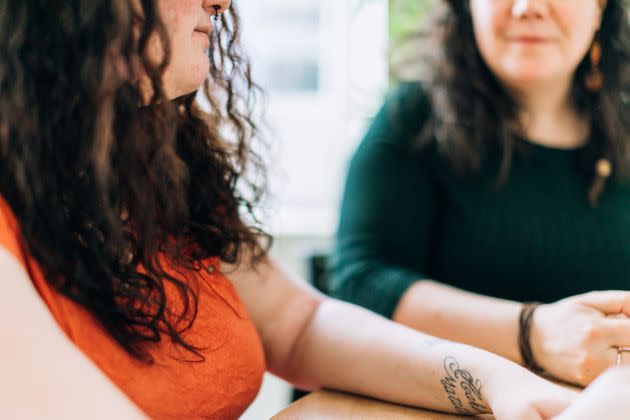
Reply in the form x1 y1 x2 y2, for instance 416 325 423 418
387 0 437 83
388 0 435 42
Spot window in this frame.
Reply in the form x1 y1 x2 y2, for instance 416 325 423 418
240 0 321 93
239 0 389 237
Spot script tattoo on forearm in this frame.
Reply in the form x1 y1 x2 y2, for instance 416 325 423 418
440 357 489 415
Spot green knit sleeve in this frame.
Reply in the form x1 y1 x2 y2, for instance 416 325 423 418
329 83 438 318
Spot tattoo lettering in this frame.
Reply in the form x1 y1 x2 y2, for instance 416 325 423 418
440 374 473 415
441 378 472 416
441 357 489 414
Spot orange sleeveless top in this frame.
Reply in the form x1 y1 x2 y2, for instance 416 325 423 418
0 197 265 419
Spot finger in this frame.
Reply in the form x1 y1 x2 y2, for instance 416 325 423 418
573 347 619 386
594 347 628 379
577 291 630 316
601 318 630 347
595 366 630 386
616 348 630 368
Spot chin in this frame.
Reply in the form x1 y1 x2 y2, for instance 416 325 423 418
189 75 209 93
174 73 210 98
190 61 211 89
501 64 561 87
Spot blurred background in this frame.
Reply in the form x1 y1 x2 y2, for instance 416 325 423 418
235 0 434 418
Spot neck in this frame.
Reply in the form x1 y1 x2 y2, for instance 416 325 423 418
510 78 589 150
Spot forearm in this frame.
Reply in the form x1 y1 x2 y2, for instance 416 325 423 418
393 280 523 363
286 299 522 415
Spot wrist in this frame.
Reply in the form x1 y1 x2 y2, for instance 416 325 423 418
464 348 518 413
529 303 548 371
518 302 544 373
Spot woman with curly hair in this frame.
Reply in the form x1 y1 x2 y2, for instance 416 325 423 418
331 0 630 389
0 0 582 418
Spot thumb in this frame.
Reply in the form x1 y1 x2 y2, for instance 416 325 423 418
576 291 630 316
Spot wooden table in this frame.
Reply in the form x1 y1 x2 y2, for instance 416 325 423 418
272 390 495 419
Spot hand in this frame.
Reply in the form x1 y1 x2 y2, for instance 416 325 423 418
553 367 630 420
530 291 630 386
485 362 577 420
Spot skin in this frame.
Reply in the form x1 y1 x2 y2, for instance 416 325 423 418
393 0 630 388
151 0 227 98
471 0 603 90
1 1 589 418
131 0 230 100
469 0 604 148
553 366 630 419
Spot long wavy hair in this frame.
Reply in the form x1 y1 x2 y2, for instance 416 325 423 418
393 0 630 190
0 0 269 362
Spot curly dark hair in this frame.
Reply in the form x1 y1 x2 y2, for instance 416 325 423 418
393 0 630 193
0 0 269 362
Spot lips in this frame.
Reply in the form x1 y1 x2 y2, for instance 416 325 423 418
511 36 549 43
193 25 212 49
194 25 213 36
506 29 555 43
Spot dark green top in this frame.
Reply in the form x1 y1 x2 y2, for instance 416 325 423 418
329 82 630 319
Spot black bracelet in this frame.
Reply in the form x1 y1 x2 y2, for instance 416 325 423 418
518 302 544 373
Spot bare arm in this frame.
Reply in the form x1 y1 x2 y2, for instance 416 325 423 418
394 280 630 386
227 256 575 418
393 280 523 363
0 248 145 419
333 83 630 387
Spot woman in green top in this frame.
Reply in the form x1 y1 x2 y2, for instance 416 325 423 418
331 0 630 387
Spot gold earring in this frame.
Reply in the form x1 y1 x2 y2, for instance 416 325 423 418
585 36 604 92
588 158 612 207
